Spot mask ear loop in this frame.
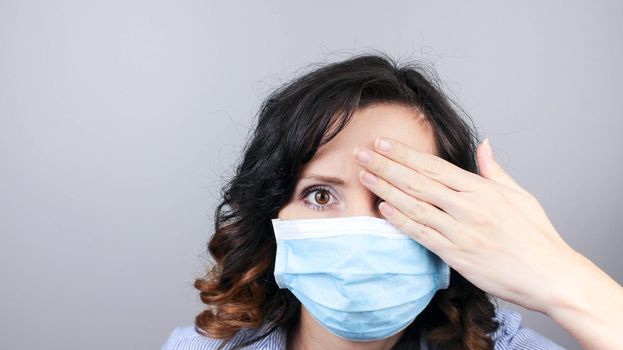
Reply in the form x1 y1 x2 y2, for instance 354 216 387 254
438 262 451 289
271 221 289 289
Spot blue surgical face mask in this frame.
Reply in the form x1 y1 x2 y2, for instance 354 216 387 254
271 215 450 341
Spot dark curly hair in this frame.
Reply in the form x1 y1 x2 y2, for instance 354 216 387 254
193 51 501 350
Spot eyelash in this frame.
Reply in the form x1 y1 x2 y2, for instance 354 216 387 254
299 184 338 212
298 184 383 212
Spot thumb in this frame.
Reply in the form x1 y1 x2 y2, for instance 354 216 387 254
478 138 526 193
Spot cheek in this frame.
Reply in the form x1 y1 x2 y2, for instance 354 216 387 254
277 206 288 220
277 202 301 220
279 200 324 221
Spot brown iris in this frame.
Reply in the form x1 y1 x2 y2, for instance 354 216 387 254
314 190 331 205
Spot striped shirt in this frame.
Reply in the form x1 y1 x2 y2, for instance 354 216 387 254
161 308 566 350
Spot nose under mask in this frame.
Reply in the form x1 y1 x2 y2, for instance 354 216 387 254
271 215 450 341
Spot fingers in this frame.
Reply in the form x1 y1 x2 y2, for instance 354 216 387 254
358 168 468 247
378 198 457 257
353 145 467 219
374 137 485 193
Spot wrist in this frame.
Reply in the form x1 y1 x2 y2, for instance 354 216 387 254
540 246 623 349
542 247 595 319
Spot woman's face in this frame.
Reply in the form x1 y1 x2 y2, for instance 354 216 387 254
277 102 439 348
278 102 438 221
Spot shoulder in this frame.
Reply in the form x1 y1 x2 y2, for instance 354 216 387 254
163 309 564 350
160 325 224 350
161 324 287 350
489 308 566 350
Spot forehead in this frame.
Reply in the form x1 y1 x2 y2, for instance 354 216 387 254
303 103 437 174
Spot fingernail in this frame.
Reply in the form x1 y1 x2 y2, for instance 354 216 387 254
379 202 394 217
376 138 392 152
354 148 371 164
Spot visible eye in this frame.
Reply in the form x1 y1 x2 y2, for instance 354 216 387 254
299 184 339 212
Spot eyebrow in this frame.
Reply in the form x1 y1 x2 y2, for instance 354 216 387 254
300 173 346 185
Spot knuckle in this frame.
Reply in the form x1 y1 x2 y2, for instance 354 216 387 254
406 200 428 220
393 212 409 229
408 174 426 195
473 174 491 189
470 210 492 226
414 224 430 241
372 158 388 174
422 156 444 178
453 194 471 210
464 231 489 251
395 147 409 164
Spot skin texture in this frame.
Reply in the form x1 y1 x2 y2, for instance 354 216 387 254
278 102 623 350
278 103 434 350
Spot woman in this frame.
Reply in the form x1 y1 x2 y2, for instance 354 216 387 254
162 52 623 350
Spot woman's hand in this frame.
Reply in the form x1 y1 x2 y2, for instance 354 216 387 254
352 137 623 349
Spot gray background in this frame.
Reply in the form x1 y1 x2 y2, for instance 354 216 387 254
1 1 621 349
